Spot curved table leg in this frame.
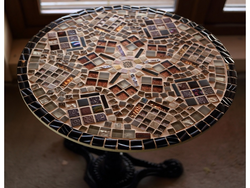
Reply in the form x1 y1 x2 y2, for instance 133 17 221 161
64 139 183 188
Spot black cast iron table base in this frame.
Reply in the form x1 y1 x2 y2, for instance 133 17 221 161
64 139 183 188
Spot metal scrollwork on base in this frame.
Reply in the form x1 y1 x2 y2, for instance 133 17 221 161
64 139 183 188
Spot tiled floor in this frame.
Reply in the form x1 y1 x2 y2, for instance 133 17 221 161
5 73 245 188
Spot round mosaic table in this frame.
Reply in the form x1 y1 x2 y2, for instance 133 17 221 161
17 5 237 188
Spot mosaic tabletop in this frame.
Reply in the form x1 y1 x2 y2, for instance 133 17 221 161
17 6 237 151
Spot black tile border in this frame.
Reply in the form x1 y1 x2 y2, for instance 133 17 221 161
16 5 237 152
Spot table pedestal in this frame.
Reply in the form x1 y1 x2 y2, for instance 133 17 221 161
64 139 183 188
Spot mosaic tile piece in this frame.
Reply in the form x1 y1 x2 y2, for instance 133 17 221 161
82 115 95 125
68 109 80 118
80 107 92 115
95 113 107 122
70 117 82 127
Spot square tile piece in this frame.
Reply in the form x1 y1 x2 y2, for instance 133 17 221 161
203 87 215 95
181 90 193 98
199 80 210 87
89 96 101 105
192 89 204 96
77 98 89 107
68 109 80 118
160 30 169 35
80 107 92 115
82 115 95 125
185 98 198 106
95 113 107 122
188 81 199 88
126 44 138 51
87 125 100 134
99 72 110 80
177 83 189 90
104 121 112 127
92 105 104 113
105 109 113 115
196 96 209 104
117 80 130 89
70 117 82 127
